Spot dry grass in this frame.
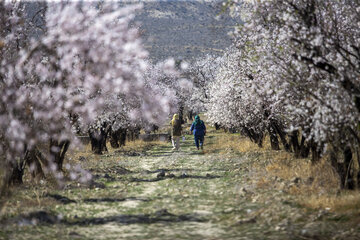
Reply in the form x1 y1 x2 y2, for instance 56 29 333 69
68 139 168 163
301 192 360 213
119 139 168 152
256 177 271 188
0 185 61 218
260 146 360 213
206 132 271 154
1 139 169 218
264 151 337 186
266 153 340 191
205 130 358 213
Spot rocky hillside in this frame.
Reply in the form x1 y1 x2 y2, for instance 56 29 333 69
129 0 238 62
24 1 237 62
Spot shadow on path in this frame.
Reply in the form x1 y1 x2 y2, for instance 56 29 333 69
130 173 221 183
83 197 150 203
144 168 228 174
45 194 76 204
45 194 152 204
90 166 133 175
67 209 206 225
144 168 195 174
6 209 206 226
149 153 173 157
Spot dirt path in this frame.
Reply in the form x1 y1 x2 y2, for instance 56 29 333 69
1 132 360 240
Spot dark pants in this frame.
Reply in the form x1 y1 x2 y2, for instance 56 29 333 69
194 134 204 149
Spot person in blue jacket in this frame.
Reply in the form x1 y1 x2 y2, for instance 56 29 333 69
190 115 206 150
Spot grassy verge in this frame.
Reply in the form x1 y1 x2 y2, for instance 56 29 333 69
203 127 360 216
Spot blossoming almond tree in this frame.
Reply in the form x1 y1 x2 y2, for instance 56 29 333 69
86 59 180 154
206 45 289 149
144 59 193 124
213 0 360 189
0 2 174 189
184 54 223 115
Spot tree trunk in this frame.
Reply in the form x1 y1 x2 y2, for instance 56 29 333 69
299 135 310 158
110 129 120 148
255 131 264 148
330 146 355 189
290 130 310 158
272 122 290 151
179 104 185 124
109 128 127 148
330 148 343 188
188 110 193 121
49 139 70 171
127 129 134 142
290 131 300 157
268 126 280 150
343 146 354 189
127 127 140 142
89 129 108 154
119 128 126 147
242 128 264 148
6 145 50 186
151 124 159 133
310 141 322 164
26 147 47 181
7 151 27 186
7 160 25 186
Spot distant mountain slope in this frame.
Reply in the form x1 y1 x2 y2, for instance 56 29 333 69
134 1 237 62
24 1 238 62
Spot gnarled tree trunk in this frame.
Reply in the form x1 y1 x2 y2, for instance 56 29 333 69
290 130 310 158
110 129 120 148
242 127 264 148
271 121 290 151
268 125 280 150
49 139 70 171
330 146 355 189
7 158 26 186
5 146 48 187
310 140 322 164
343 146 355 189
290 130 300 156
26 147 47 181
299 135 310 158
127 127 140 142
110 128 127 148
89 128 108 154
187 110 193 122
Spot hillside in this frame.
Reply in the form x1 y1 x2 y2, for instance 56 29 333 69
24 1 236 62
136 1 237 62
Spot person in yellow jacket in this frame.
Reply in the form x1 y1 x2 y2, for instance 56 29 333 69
170 114 182 150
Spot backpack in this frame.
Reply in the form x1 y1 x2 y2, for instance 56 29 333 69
172 119 182 136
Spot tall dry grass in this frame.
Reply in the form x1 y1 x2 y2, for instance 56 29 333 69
205 132 271 154
68 139 168 161
207 129 360 213
265 153 340 192
257 141 360 213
